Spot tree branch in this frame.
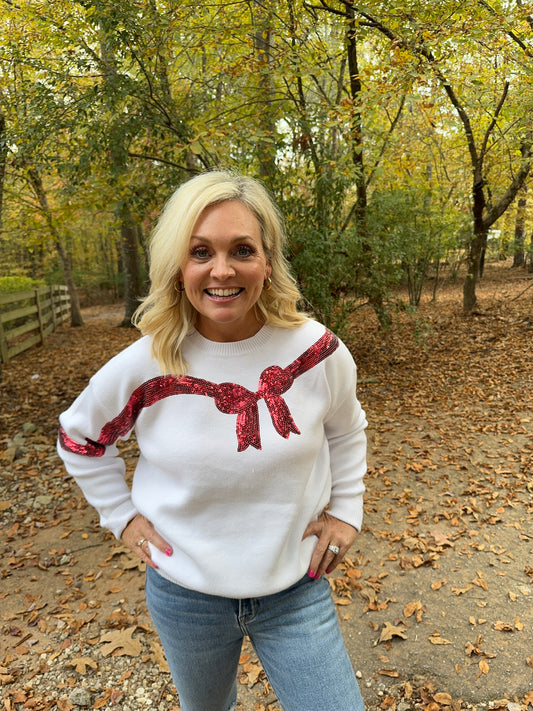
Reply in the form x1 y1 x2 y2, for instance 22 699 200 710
366 92 406 189
479 79 510 163
304 0 348 20
483 134 533 228
127 152 194 171
478 0 530 51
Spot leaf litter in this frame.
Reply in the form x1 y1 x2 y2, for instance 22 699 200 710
0 264 532 710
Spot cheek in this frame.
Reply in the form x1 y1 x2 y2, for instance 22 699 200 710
250 265 268 288
181 264 203 286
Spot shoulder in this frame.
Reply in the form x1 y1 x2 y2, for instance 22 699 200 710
270 318 328 352
89 335 160 395
93 335 155 374
275 319 354 365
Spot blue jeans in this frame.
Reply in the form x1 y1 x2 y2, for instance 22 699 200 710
145 567 365 711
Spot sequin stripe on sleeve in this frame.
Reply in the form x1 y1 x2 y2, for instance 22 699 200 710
58 375 217 457
286 327 338 379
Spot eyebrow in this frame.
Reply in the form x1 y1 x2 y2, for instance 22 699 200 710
189 235 259 243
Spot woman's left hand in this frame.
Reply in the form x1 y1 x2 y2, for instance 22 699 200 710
302 511 358 579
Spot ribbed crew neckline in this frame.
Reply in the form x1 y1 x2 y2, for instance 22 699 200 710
188 324 276 357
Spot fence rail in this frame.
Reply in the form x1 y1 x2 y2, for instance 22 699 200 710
0 285 71 363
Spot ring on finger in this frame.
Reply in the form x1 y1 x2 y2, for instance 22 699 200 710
327 544 340 555
137 537 147 547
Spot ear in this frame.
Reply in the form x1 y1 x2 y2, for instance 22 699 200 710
175 272 185 293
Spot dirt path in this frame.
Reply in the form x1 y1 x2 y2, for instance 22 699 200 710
1 264 532 710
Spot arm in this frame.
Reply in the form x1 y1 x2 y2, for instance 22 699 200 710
57 377 171 567
303 339 367 578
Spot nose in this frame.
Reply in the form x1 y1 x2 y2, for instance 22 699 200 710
210 253 236 280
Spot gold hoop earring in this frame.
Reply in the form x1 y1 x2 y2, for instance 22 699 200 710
264 276 272 291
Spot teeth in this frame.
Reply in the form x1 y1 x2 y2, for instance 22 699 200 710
207 288 241 297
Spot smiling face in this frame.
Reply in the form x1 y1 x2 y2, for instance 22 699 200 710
180 200 272 342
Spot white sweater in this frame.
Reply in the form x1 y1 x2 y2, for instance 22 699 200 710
57 319 367 598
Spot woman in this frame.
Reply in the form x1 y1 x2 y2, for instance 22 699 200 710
58 171 367 711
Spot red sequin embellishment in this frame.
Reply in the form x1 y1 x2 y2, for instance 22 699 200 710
59 329 339 454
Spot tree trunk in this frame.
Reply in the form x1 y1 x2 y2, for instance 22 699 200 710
253 0 277 184
0 111 6 238
0 111 5 380
54 237 84 327
119 207 143 327
345 6 391 328
463 172 486 313
512 185 527 268
463 231 487 312
26 166 84 327
97 31 146 326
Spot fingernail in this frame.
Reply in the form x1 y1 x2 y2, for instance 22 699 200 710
326 569 331 574
308 570 315 578
314 573 320 580
165 548 172 557
152 563 158 569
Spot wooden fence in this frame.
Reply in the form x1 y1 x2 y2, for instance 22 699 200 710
0 286 71 364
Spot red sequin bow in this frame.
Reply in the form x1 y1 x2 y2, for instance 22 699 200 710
59 329 339 453
214 364 298 450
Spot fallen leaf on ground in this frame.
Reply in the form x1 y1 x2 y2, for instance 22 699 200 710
429 632 452 645
150 639 170 672
99 627 142 657
451 585 473 595
433 692 453 705
493 621 514 632
67 657 98 674
431 580 447 591
403 600 424 621
472 574 488 591
378 622 407 644
430 531 454 547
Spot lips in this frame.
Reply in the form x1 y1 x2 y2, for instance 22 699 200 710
205 287 243 298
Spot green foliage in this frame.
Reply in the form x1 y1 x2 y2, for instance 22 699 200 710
289 223 354 335
280 168 358 338
367 187 463 306
0 276 45 293
0 0 532 323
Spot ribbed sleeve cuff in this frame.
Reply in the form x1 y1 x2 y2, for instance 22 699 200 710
101 500 139 540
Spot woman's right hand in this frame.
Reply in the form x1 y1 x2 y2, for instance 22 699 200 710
121 514 173 569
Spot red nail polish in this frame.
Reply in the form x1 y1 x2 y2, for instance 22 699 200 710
165 548 172 556
326 569 331 574
308 570 315 578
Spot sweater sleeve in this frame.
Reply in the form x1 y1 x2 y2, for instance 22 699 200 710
57 376 139 540
323 339 367 531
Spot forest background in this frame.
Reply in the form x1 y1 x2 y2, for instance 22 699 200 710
1 2 533 709
1 0 533 334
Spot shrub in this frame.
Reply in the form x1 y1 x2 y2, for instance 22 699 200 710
0 276 46 293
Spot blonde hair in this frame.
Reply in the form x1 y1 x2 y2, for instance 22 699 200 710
133 171 307 375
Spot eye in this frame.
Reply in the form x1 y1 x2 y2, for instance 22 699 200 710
190 245 210 259
235 244 256 257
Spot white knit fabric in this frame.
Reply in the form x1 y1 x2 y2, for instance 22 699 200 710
58 319 367 598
